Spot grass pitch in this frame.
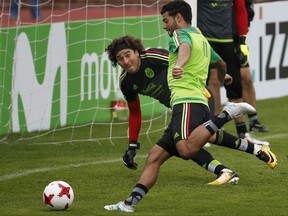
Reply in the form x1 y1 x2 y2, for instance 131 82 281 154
0 96 287 216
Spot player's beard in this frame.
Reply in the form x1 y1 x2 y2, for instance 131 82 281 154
167 19 178 37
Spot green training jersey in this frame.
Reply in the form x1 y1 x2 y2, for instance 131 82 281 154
168 27 221 107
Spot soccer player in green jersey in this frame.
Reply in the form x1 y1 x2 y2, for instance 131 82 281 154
161 1 235 161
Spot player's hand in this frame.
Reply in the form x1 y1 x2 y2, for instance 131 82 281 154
122 142 140 170
172 65 184 79
236 35 250 67
122 149 138 170
223 74 233 85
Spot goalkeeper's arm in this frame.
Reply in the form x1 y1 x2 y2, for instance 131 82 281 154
122 97 141 170
234 0 250 67
128 96 141 144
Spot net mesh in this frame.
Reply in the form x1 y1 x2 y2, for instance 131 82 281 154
0 0 171 146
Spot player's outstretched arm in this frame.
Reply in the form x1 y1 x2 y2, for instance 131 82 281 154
123 97 141 169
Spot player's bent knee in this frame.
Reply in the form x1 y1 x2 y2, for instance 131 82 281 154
176 140 196 160
177 148 196 160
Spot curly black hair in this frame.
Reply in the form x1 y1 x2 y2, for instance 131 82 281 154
105 35 144 67
160 0 192 25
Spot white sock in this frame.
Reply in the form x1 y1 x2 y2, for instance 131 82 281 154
238 140 248 151
253 144 262 155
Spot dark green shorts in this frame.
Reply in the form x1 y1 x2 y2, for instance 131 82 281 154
156 103 210 156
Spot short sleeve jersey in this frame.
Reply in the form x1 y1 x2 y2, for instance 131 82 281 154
168 27 221 107
119 48 171 108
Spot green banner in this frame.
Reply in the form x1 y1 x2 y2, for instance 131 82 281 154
0 16 169 135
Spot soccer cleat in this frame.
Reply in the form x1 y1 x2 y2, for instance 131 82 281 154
208 169 240 185
223 102 256 119
256 146 277 169
250 123 269 133
244 132 269 146
104 201 135 212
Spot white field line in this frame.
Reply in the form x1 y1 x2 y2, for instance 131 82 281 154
259 133 288 140
0 155 148 182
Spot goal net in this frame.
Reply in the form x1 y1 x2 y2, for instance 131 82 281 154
0 0 173 146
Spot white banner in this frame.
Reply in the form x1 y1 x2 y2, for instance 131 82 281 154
221 1 288 102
